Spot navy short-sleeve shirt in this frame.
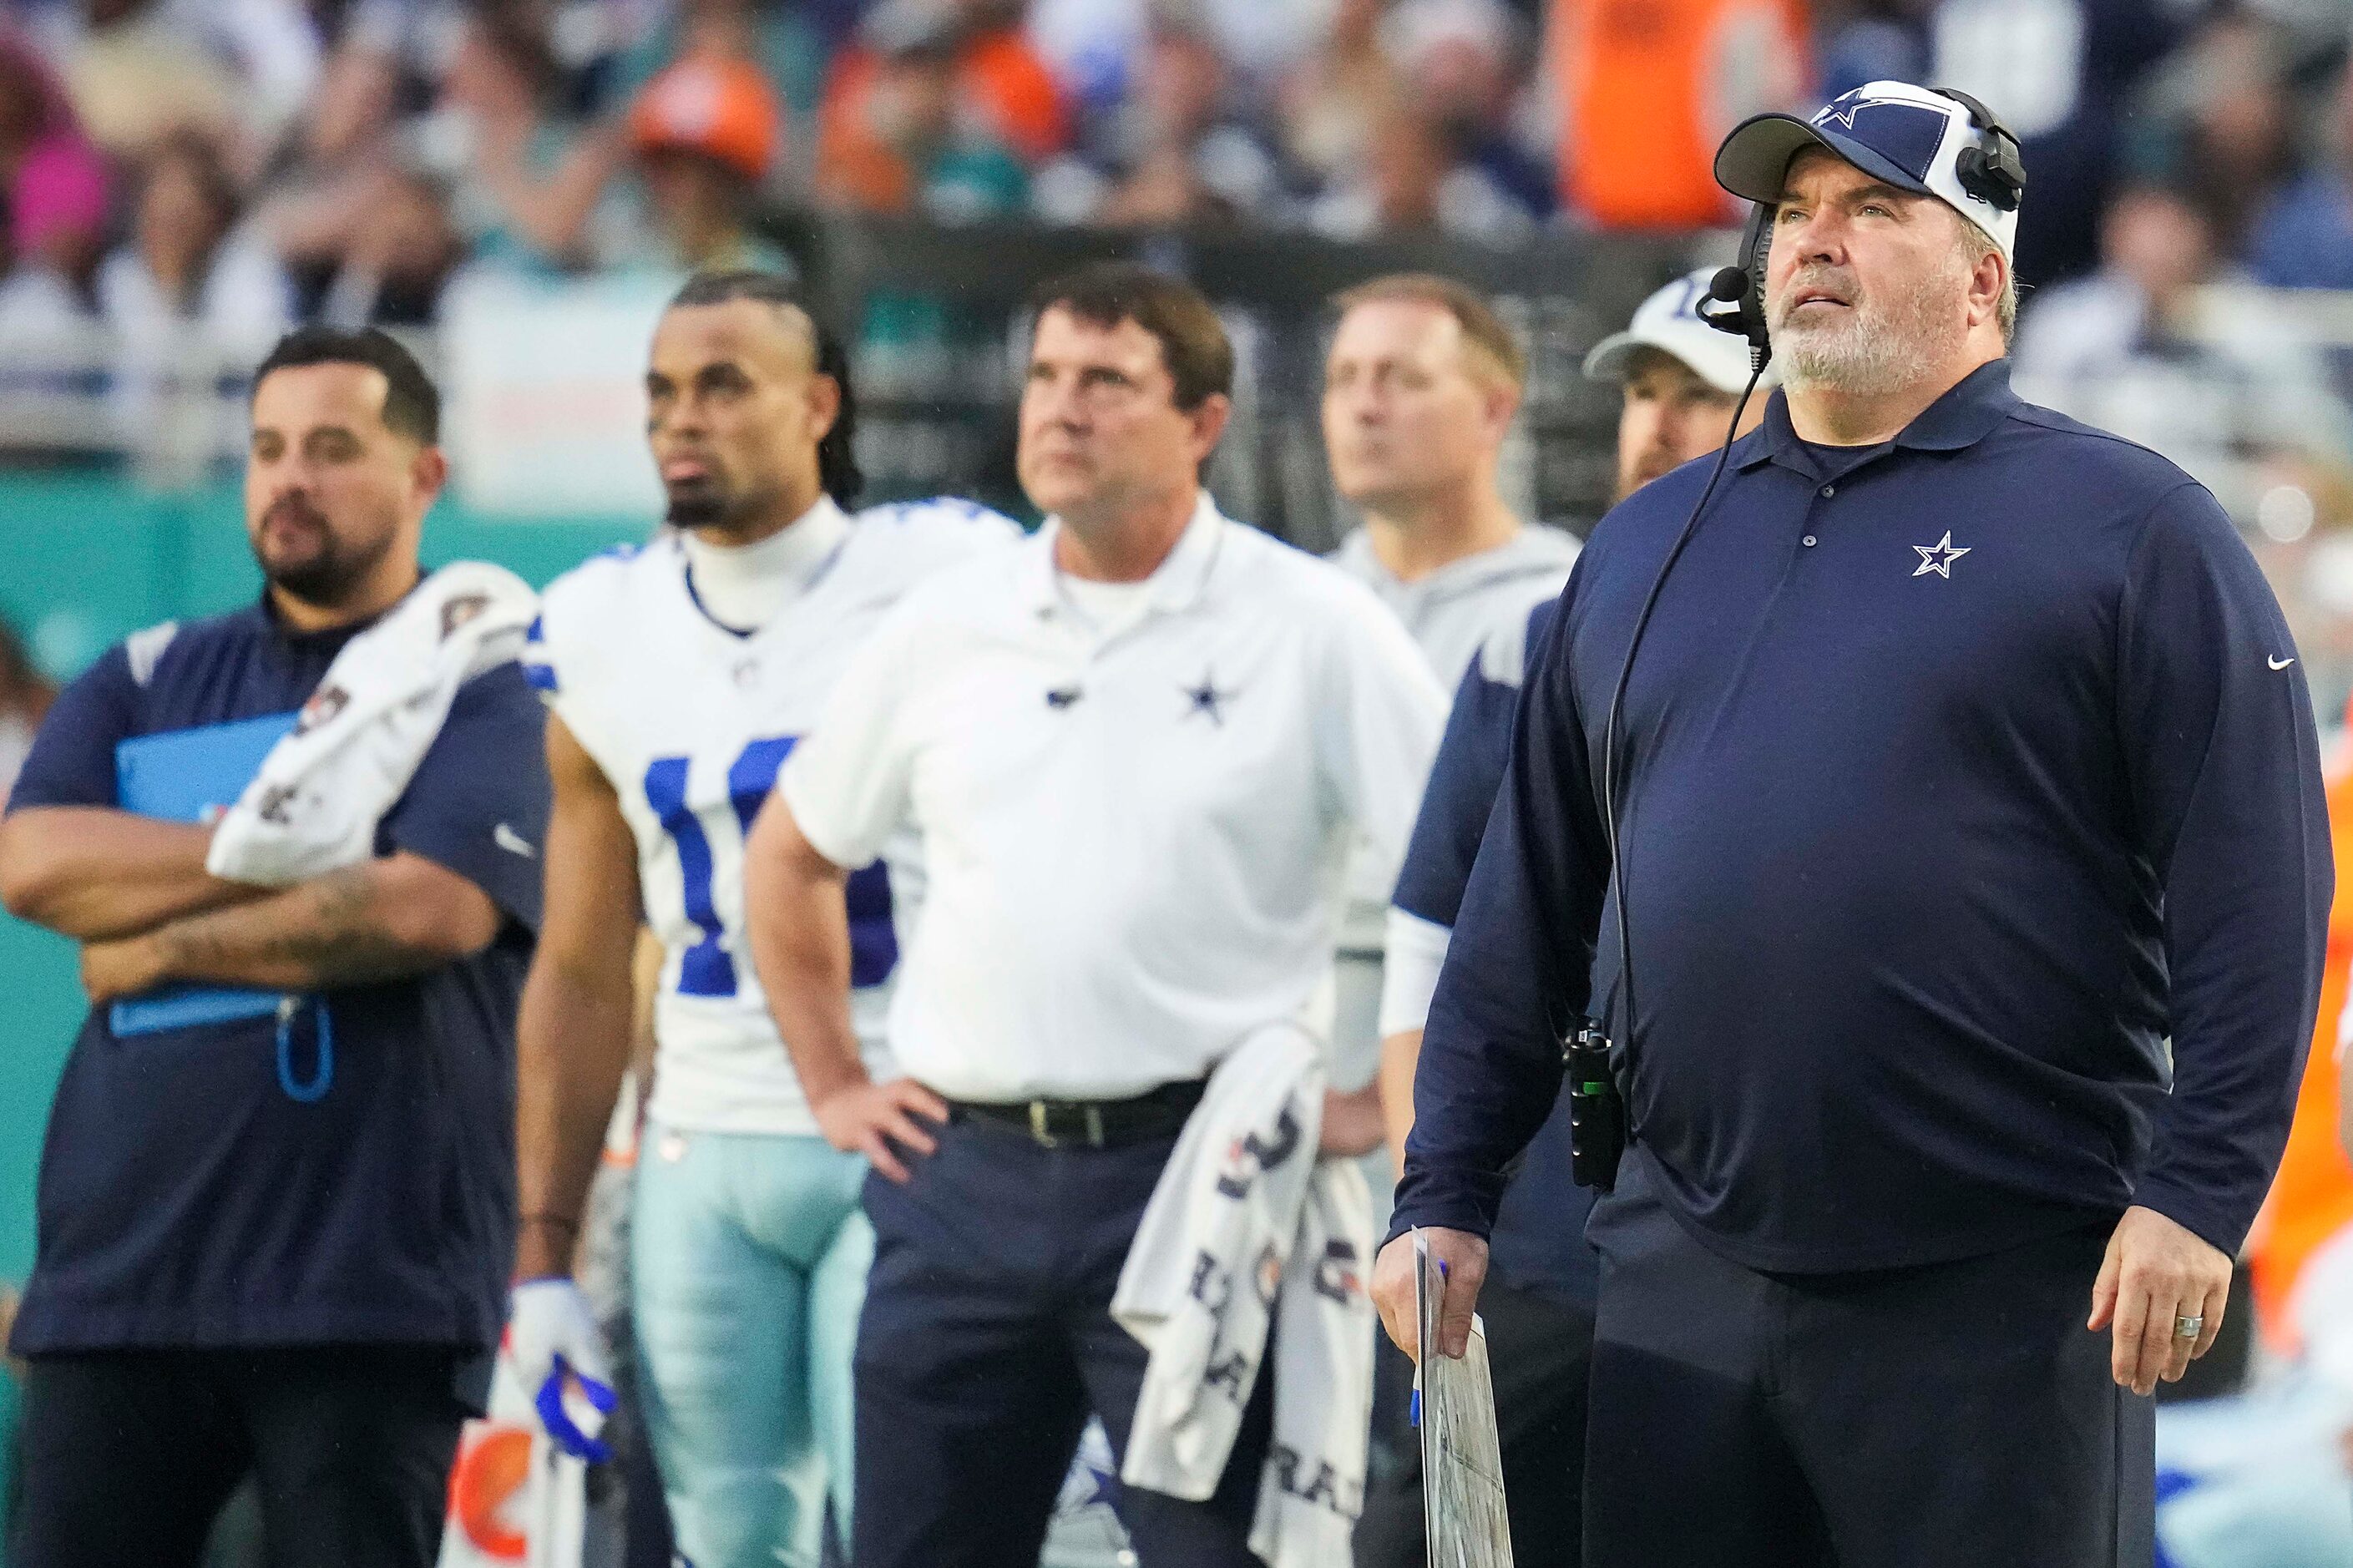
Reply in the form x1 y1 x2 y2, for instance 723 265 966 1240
5 596 549 1354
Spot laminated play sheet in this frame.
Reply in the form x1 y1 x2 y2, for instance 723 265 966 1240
1415 1230 1515 1568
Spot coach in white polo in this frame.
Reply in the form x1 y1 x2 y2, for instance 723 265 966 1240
743 262 1445 1568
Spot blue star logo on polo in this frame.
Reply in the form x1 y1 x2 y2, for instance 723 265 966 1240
1182 670 1232 726
1912 532 1971 578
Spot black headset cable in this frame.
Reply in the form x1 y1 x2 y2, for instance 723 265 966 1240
1597 353 1769 1103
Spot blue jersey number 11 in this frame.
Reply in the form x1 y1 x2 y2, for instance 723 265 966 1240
643 738 896 999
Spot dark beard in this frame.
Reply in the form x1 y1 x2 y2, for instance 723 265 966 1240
665 493 731 530
256 501 395 606
665 475 776 534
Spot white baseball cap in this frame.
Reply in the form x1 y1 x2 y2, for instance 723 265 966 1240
1713 80 2024 262
1583 269 1769 397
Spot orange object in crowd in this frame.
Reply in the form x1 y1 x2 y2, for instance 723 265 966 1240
1552 0 1812 230
961 28 1068 165
2245 700 2353 1352
630 55 782 184
815 48 913 213
816 28 1067 215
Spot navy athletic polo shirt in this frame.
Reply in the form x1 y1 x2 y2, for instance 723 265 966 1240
5 594 548 1353
1394 599 1596 1308
1390 361 2331 1274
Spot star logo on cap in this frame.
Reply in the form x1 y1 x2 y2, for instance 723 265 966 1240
1816 88 1923 134
1911 531 1971 578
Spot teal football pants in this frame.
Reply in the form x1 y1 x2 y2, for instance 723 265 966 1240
632 1125 871 1568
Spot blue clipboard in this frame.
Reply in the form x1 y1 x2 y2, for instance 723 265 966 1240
109 711 298 1035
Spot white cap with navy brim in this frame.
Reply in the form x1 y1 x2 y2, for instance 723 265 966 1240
1713 80 2020 263
1583 268 1776 396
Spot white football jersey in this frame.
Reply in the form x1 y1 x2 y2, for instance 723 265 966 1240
526 496 1022 1136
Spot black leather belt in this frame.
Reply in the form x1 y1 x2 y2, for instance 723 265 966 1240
948 1079 1206 1150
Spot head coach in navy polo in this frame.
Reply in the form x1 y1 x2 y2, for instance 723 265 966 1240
0 329 549 1568
1372 79 2332 1567
741 262 1447 1566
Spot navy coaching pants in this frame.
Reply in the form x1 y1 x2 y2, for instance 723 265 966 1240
1582 1151 2156 1568
853 1113 1273 1568
10 1343 479 1568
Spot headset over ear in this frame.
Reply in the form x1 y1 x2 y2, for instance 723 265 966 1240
1930 87 2026 213
1698 201 1774 367
1700 89 2022 366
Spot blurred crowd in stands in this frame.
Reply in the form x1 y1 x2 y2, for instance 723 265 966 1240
7 0 2353 577
0 0 2347 321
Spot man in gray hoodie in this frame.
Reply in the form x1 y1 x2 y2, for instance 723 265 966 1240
1319 272 1581 1157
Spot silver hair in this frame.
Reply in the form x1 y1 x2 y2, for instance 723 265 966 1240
1956 217 2018 344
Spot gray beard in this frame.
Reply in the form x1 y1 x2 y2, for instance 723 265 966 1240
1773 260 1965 398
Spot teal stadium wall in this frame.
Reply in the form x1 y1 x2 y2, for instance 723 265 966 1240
0 473 645 1473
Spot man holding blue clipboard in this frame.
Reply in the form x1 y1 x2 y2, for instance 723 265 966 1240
0 327 549 1568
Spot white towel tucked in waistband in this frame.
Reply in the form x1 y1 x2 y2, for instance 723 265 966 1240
1112 1022 1376 1568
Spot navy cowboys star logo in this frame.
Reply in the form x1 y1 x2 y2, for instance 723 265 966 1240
1182 670 1233 726
1818 88 1920 133
1811 89 1952 186
1912 531 1971 578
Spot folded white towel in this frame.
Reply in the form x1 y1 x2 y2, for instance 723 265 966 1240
207 562 538 885
1113 1023 1376 1568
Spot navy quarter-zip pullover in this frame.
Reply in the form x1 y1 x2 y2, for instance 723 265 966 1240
1389 360 2331 1273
